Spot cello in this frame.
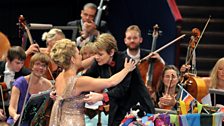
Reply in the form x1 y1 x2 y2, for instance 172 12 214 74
138 24 164 94
181 16 211 102
18 15 55 80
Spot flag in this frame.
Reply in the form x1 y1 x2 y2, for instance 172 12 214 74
179 85 196 113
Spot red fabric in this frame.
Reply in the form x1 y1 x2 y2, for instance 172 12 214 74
103 93 109 103
167 0 182 22
108 61 116 67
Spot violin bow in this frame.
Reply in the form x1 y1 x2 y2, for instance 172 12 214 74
0 85 6 117
166 74 174 95
186 16 211 65
0 75 6 117
139 34 186 63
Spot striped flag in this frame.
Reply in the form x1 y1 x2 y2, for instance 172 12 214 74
179 85 196 113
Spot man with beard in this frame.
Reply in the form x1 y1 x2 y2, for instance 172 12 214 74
123 25 165 105
123 25 164 64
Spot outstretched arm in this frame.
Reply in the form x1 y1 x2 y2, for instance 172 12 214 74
77 58 136 92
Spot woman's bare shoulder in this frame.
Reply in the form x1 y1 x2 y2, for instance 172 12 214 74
202 77 211 88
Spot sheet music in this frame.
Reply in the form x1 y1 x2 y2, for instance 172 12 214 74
84 92 103 110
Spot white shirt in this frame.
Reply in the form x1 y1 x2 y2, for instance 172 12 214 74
4 62 15 89
126 48 141 63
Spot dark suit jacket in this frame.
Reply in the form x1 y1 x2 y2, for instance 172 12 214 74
67 19 110 41
0 61 30 117
0 61 31 82
84 52 155 126
123 48 151 59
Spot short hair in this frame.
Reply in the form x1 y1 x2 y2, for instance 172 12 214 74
29 53 50 69
94 33 118 53
83 3 97 10
7 46 26 62
125 25 142 37
210 57 224 88
42 28 65 42
80 42 95 55
50 38 77 70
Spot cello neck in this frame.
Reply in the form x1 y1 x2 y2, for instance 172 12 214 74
147 24 159 85
95 0 106 27
19 15 34 45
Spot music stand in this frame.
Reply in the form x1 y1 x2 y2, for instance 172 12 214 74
16 90 51 125
28 24 78 41
209 89 224 106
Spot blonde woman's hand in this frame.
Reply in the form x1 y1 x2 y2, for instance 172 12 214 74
124 58 136 72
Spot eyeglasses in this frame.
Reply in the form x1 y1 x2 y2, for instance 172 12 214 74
34 62 47 68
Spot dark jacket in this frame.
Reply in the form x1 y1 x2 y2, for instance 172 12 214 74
84 52 155 126
0 61 31 82
123 48 151 60
0 61 30 117
67 19 110 41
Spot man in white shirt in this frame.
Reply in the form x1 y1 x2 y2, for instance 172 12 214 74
0 46 30 118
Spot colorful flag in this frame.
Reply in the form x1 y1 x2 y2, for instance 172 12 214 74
179 85 196 113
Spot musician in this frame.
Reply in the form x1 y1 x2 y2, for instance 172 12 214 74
156 65 180 110
123 25 164 64
79 42 96 75
83 33 155 126
67 3 110 48
195 58 224 106
7 53 53 125
40 28 65 79
180 57 224 106
40 28 65 54
0 46 31 88
0 46 31 119
123 25 165 102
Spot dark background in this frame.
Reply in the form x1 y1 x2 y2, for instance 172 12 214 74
0 0 179 64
